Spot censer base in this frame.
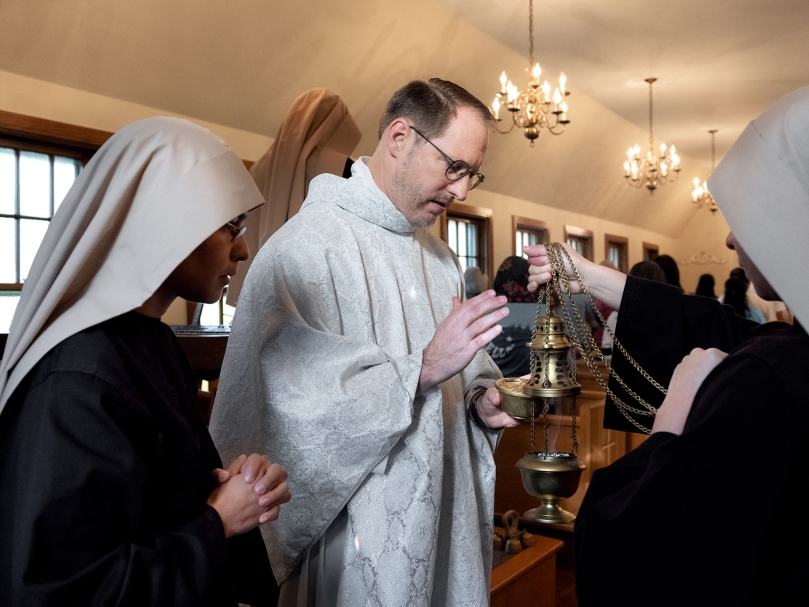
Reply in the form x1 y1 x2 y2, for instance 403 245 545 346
516 452 586 525
524 502 577 525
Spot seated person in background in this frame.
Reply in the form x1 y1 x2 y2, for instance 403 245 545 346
695 273 717 298
525 84 809 606
651 253 683 290
484 256 538 377
0 118 290 606
464 265 489 300
628 260 666 282
724 276 766 323
721 266 788 322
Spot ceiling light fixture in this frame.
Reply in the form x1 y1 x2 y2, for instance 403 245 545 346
623 78 680 192
692 129 718 212
489 0 570 147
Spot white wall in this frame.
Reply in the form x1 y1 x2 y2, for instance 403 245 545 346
0 70 273 161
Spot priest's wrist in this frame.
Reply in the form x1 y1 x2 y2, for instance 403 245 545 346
469 387 494 430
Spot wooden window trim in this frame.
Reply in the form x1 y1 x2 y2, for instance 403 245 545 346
0 110 112 151
0 110 254 169
604 233 629 273
512 216 549 245
564 225 594 261
1 115 107 290
643 241 660 261
441 202 494 286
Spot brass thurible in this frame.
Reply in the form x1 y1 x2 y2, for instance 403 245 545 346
495 259 585 525
495 242 667 524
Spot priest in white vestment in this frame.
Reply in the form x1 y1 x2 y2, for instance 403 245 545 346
210 79 518 607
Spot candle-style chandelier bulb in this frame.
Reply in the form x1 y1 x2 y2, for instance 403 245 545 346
692 129 719 212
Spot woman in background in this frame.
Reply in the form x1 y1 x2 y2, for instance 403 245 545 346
651 254 683 291
695 273 717 298
724 276 766 323
0 118 290 606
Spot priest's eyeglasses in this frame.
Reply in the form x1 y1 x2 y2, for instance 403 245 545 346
225 222 247 241
411 126 485 190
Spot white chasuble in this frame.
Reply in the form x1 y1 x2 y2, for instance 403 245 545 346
210 159 501 606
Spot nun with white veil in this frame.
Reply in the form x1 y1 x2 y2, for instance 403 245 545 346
526 85 809 606
0 117 289 606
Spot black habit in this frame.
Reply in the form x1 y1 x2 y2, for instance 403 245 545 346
0 311 278 606
575 277 809 606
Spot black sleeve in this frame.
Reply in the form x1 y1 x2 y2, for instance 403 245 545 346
605 276 759 432
574 352 802 606
0 372 231 607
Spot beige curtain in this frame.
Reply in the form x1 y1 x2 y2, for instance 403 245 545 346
228 89 361 304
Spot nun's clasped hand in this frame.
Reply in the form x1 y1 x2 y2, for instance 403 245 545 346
208 454 291 538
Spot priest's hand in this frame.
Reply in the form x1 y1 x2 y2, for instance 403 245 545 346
475 386 520 429
418 291 508 393
207 454 291 538
652 348 727 436
524 243 626 310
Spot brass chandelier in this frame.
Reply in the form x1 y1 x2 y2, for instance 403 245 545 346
692 129 719 213
623 78 680 192
489 0 570 147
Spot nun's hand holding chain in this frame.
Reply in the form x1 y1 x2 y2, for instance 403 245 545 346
524 243 585 294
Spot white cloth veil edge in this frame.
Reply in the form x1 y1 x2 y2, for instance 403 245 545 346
708 85 809 327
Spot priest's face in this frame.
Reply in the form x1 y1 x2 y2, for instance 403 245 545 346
725 232 779 301
164 215 250 303
393 106 488 227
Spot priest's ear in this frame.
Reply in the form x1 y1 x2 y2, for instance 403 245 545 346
384 118 411 159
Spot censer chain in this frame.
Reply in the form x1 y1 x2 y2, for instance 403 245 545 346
544 243 665 434
557 245 668 394
550 246 658 412
547 245 657 433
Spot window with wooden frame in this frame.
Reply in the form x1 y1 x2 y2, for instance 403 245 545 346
565 225 594 261
513 216 548 258
604 234 629 273
185 290 237 328
441 202 494 284
0 111 110 333
643 242 660 261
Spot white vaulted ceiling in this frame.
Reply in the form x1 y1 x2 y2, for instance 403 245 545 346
1 0 807 237
434 0 809 169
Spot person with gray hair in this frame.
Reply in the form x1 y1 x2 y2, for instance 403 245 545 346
464 265 489 299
